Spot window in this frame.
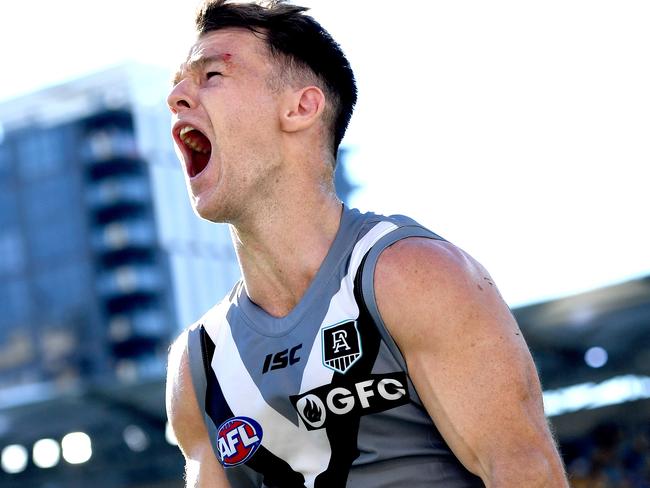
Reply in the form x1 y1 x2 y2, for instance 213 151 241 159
33 262 91 316
0 229 25 275
27 216 84 263
0 140 14 179
0 279 31 327
17 127 68 180
23 173 81 223
0 185 19 228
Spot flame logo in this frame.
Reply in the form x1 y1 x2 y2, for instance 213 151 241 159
303 398 322 423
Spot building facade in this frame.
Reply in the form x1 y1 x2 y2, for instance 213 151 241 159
0 63 240 396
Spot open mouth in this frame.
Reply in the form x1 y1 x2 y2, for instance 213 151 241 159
179 125 212 177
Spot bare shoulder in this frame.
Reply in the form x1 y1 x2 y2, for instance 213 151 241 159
166 329 230 487
374 236 486 291
373 237 568 485
374 237 515 345
373 236 527 391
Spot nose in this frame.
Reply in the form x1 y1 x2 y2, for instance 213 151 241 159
167 79 197 113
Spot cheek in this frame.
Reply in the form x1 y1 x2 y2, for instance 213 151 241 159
202 87 280 153
228 107 278 146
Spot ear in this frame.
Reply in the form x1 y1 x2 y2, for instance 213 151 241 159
279 86 325 134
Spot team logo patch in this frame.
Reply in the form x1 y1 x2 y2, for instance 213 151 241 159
290 372 410 431
294 394 327 429
322 320 362 374
216 416 263 467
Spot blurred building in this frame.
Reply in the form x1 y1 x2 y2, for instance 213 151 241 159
0 63 240 398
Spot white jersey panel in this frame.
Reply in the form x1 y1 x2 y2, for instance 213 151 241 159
300 221 398 396
208 318 332 486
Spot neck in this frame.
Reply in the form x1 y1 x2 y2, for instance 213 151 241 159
230 189 343 318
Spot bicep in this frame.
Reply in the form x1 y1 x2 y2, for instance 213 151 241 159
374 239 564 483
166 331 231 488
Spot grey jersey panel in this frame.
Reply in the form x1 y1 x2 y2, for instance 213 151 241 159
185 206 483 487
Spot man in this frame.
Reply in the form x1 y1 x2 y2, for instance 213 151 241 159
165 1 569 486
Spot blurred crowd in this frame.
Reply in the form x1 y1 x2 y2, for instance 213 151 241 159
564 421 650 487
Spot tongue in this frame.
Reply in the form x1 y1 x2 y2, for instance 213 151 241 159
188 130 211 152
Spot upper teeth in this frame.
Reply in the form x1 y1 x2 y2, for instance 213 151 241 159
180 125 195 137
178 125 211 154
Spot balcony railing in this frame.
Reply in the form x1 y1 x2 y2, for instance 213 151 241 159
92 221 156 252
86 176 149 209
108 310 167 342
96 265 162 297
82 129 138 162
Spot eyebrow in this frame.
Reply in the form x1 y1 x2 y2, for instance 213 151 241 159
172 54 229 86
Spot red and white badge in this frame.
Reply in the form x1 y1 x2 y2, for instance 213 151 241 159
216 416 263 467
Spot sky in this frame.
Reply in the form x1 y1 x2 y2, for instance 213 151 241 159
1 0 649 307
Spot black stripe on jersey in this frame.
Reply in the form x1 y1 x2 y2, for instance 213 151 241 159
200 325 233 428
200 326 306 487
245 455 305 488
314 254 380 488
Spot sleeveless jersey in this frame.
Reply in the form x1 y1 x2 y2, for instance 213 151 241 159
186 206 484 487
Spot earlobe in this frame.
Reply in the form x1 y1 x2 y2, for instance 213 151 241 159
280 86 325 133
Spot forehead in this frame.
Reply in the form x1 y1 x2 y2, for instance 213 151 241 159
172 29 271 86
185 29 268 70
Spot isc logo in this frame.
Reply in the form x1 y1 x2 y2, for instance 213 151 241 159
262 344 302 374
216 416 263 467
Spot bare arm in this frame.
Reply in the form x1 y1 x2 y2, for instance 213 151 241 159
166 331 231 488
374 238 568 487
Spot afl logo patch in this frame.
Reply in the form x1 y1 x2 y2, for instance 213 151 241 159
322 320 362 374
216 416 263 467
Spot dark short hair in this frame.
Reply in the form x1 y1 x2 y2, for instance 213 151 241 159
195 0 357 158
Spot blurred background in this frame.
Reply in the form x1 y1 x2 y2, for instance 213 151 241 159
0 1 649 486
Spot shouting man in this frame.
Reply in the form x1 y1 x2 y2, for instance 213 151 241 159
165 1 568 487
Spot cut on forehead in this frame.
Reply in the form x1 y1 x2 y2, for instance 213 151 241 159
171 29 269 85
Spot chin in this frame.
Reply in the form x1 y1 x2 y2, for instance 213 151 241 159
192 199 230 224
